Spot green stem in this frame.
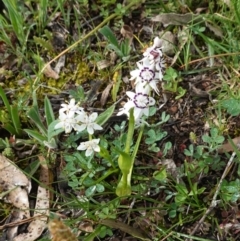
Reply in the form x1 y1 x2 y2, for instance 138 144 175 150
123 123 144 195
125 108 135 153
92 168 118 186
116 110 145 197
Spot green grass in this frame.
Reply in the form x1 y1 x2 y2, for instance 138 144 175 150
1 0 240 240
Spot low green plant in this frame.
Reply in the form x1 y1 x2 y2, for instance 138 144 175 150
24 93 60 149
220 178 240 203
163 67 186 99
184 128 225 175
99 25 131 61
0 86 22 136
221 98 240 116
144 111 170 153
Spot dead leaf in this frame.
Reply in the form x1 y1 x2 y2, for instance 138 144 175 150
43 64 59 79
218 137 240 153
160 31 176 56
48 219 78 241
120 24 133 45
151 13 202 27
189 83 211 98
54 54 66 74
171 26 189 66
100 82 113 107
13 155 50 241
205 22 223 38
100 219 151 241
97 59 112 70
0 154 31 219
162 159 183 184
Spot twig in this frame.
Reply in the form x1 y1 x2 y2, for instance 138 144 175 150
190 151 236 236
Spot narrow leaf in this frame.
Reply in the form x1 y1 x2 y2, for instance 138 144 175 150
96 104 115 126
44 96 55 126
24 129 47 144
28 106 47 136
10 106 22 136
99 25 119 48
0 86 11 114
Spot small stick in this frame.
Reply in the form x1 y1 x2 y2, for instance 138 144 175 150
190 151 236 236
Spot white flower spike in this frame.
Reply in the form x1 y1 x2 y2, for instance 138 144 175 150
77 139 100 156
117 85 156 121
130 58 161 94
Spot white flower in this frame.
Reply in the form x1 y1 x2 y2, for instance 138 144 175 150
55 111 80 133
117 86 156 121
153 36 162 48
142 37 165 76
59 99 83 115
75 112 103 135
77 139 100 156
130 58 161 94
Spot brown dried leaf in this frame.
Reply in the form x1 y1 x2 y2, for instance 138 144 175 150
54 55 66 74
43 64 59 79
100 219 151 240
100 82 113 107
0 154 31 218
13 219 46 241
78 220 94 233
120 24 133 46
120 24 133 39
205 22 223 38
151 13 202 27
48 219 78 241
171 26 189 66
189 83 211 98
13 155 50 241
97 59 111 70
218 137 240 153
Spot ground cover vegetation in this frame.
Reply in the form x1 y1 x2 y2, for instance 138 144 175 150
1 0 240 240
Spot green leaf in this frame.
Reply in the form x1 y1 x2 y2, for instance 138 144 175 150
44 96 55 126
153 168 167 181
108 44 124 57
202 134 211 143
24 159 40 176
120 38 131 57
96 104 115 126
85 185 96 197
2 123 17 135
96 183 105 192
222 98 240 116
99 25 120 49
111 71 122 102
145 129 156 144
48 120 63 140
27 105 47 136
10 106 22 136
2 0 24 44
33 36 54 52
24 129 47 144
0 86 11 114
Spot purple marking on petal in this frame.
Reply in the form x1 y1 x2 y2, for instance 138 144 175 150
132 92 151 109
140 67 155 82
150 49 160 59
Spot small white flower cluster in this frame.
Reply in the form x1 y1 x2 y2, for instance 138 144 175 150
117 37 165 122
55 99 102 156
